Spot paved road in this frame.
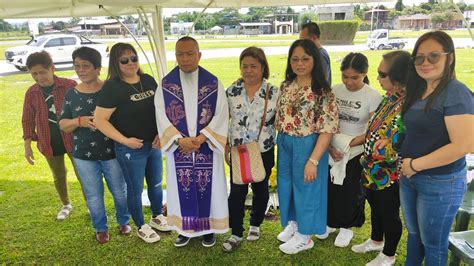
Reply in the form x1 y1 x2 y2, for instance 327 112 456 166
1 38 472 76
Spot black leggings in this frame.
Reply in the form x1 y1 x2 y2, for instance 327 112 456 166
228 147 275 237
366 183 402 257
327 155 366 228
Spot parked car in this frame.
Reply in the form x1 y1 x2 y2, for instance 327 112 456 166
367 29 408 50
5 34 109 71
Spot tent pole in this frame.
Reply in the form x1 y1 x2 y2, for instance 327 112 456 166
152 6 168 79
137 8 160 79
189 0 215 35
448 0 473 41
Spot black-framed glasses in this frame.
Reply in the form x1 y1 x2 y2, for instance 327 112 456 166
412 52 449 66
119 55 139 65
378 71 389 78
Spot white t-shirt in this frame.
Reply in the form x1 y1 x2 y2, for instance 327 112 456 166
333 83 382 136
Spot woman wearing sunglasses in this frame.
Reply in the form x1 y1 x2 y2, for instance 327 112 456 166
400 31 473 265
95 43 170 243
351 50 411 265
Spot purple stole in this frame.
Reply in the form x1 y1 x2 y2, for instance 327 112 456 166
162 66 218 232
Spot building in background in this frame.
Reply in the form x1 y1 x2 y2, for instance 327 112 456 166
170 22 194 35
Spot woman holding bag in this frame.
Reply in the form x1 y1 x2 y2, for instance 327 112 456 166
223 47 279 252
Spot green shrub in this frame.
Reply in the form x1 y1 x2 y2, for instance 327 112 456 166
319 20 360 45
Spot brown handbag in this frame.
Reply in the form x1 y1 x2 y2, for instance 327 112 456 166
231 84 270 185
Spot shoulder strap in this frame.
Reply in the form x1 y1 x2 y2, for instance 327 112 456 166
257 83 271 140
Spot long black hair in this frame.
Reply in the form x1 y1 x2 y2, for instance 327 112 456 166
285 39 331 95
107 43 143 81
402 31 456 116
340 52 370 85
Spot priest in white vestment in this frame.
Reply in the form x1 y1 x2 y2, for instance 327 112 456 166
155 36 229 247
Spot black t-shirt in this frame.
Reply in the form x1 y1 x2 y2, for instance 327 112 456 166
60 88 115 161
97 74 158 142
42 85 66 156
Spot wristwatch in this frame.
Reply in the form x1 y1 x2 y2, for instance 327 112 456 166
308 158 319 166
174 138 181 146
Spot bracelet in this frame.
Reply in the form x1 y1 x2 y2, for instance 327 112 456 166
77 116 81 127
409 158 419 173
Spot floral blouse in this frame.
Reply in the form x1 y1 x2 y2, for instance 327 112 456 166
360 91 406 190
227 78 279 152
276 80 339 137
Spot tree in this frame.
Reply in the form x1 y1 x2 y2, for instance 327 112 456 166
431 13 445 28
456 1 467 12
419 2 433 11
298 11 317 25
38 22 45 34
195 14 216 30
67 17 81 28
52 21 66 30
213 8 241 26
0 19 13 32
395 0 404 11
123 15 138 24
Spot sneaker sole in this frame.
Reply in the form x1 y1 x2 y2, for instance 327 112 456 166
279 240 314 255
202 240 216 247
174 239 190 247
137 232 160 243
149 222 172 232
314 234 329 240
351 245 384 253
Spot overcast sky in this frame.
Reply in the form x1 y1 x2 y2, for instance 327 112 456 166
5 1 474 24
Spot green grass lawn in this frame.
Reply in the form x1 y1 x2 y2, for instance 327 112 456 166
0 50 472 264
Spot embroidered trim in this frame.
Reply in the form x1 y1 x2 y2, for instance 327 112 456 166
167 215 229 231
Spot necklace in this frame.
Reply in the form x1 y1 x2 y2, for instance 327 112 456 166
129 80 144 93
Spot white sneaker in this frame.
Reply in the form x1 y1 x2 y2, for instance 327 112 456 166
366 252 396 266
277 222 296 242
279 233 314 255
334 228 353 247
137 224 160 243
57 204 72 220
149 214 172 232
315 226 336 240
352 238 384 253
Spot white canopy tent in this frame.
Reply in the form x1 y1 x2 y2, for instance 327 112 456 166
1 0 396 79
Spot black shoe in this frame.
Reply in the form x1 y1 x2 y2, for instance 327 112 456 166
202 233 216 247
174 235 190 247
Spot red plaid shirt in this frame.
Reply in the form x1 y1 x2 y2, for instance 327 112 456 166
22 76 77 158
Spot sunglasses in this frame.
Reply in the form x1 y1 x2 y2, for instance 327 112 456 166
412 52 449 66
378 71 389 79
119 55 139 65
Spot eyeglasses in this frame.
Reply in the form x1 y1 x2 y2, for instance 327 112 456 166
412 52 449 66
290 56 312 64
119 55 139 65
378 71 389 79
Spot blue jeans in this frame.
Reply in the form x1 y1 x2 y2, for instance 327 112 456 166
73 158 130 232
400 168 467 266
115 142 163 227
